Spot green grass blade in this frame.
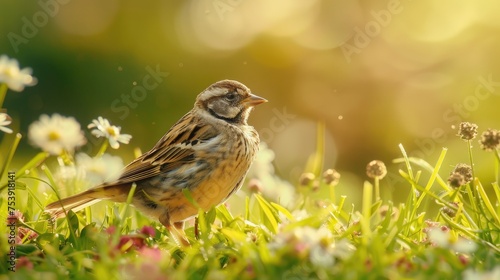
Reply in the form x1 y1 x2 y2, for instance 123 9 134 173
361 181 373 243
270 202 294 221
398 144 414 181
411 147 447 217
255 194 278 233
0 133 22 187
304 122 325 176
493 182 500 215
476 181 500 226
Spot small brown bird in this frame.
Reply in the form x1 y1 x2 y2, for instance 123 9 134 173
45 80 267 243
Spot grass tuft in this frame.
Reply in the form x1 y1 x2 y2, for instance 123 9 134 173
1 122 500 279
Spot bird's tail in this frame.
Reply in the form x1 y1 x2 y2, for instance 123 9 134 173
45 185 127 218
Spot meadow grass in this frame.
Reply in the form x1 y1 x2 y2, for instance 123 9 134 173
1 120 499 279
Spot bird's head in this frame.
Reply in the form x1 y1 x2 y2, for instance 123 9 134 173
195 80 267 125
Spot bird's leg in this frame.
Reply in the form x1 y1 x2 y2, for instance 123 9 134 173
172 221 189 246
159 212 189 246
169 221 189 247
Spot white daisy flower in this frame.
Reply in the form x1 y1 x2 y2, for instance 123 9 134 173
88 116 132 149
0 55 37 92
427 227 477 254
463 266 500 280
427 227 449 248
76 153 124 185
53 165 86 197
0 112 13 134
28 114 87 155
268 226 346 268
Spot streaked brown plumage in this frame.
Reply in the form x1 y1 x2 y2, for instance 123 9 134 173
45 80 267 243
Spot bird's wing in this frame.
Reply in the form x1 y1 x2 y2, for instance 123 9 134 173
109 113 218 185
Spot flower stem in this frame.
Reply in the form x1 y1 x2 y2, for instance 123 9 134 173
337 195 346 215
466 140 487 233
0 133 22 184
374 177 380 201
494 149 500 184
59 150 75 166
0 83 7 108
361 181 373 244
96 140 108 157
467 140 475 186
329 184 336 204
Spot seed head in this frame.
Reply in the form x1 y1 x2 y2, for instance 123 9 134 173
447 172 465 189
378 205 399 220
457 122 478 141
311 180 320 192
248 178 263 194
479 129 500 151
323 169 340 186
441 202 459 218
452 163 473 184
299 172 315 186
366 160 387 179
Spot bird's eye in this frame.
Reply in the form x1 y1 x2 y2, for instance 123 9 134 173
225 91 237 101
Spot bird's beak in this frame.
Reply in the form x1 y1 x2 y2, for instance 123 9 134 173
244 93 268 107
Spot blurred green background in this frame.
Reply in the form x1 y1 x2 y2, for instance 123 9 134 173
2 0 500 204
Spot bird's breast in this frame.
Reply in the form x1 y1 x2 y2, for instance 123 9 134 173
154 125 259 222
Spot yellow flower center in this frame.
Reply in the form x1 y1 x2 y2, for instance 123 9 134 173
106 126 118 137
4 68 14 78
48 131 60 141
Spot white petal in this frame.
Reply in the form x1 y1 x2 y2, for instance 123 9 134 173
117 134 132 144
453 239 477 254
109 138 120 149
428 228 449 247
0 126 13 134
